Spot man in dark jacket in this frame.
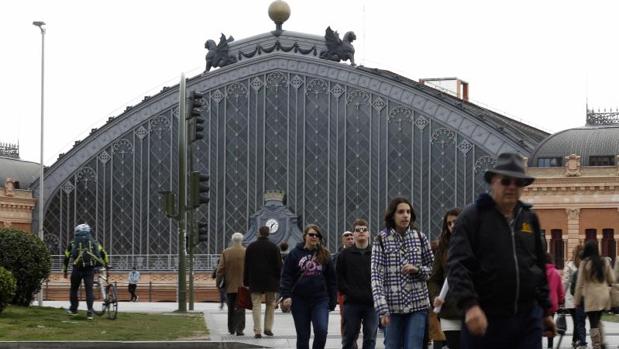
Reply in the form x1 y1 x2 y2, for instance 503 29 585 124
244 226 282 338
448 153 555 349
337 218 378 349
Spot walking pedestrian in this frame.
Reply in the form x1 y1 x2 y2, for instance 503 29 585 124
371 197 434 349
334 230 357 348
562 244 587 349
216 232 246 336
337 218 378 349
127 267 140 302
212 258 226 310
280 224 337 349
448 152 555 349
244 226 282 338
63 223 109 320
545 253 565 349
574 240 615 349
428 208 462 349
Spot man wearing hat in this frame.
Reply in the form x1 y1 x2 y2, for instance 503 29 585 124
447 153 555 348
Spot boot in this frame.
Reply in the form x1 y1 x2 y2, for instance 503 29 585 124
590 327 602 349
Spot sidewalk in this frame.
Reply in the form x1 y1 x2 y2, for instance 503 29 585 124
39 301 619 348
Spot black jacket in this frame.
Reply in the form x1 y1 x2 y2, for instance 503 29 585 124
244 236 282 292
279 243 337 310
428 246 463 320
447 193 551 318
336 244 373 306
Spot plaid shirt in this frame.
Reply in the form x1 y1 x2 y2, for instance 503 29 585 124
371 228 434 316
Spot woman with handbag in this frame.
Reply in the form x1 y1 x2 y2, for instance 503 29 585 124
544 252 564 349
562 244 587 349
574 240 615 349
279 224 337 349
428 208 462 349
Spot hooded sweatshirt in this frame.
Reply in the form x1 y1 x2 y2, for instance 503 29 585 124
545 263 565 313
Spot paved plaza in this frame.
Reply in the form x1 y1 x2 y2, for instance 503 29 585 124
39 301 619 348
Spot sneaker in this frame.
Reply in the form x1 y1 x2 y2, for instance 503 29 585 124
86 312 94 320
66 309 78 316
135 296 139 302
263 330 273 336
254 334 262 339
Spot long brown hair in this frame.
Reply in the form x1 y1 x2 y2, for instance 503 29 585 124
303 224 331 265
384 197 417 230
437 208 462 264
572 244 584 268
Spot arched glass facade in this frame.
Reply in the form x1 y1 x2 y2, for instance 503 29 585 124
35 33 546 271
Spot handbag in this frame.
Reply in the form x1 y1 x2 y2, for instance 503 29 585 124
236 286 253 310
610 283 619 308
428 311 446 341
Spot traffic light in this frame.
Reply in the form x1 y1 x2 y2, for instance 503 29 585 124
187 92 205 143
198 221 208 242
159 190 177 219
189 171 209 208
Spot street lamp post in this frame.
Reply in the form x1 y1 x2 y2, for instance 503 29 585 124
33 20 46 307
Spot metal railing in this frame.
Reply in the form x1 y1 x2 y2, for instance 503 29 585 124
50 254 221 272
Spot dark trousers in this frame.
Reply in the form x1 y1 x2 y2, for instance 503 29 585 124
445 331 461 349
461 305 543 349
128 283 137 301
69 267 95 312
569 306 587 346
226 293 245 334
291 296 329 349
342 302 378 349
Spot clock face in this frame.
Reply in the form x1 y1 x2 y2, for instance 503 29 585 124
266 219 279 233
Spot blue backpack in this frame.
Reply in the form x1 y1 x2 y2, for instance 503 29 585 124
71 231 104 268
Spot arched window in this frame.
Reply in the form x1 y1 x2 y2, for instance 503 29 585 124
550 229 564 269
602 229 616 265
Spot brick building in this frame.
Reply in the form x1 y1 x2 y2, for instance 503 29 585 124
523 110 619 268
0 145 39 232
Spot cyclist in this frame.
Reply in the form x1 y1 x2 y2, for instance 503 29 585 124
63 223 109 320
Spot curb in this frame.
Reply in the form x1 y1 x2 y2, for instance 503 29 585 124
0 342 267 349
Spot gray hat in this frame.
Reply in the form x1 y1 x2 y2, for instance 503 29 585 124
484 153 535 186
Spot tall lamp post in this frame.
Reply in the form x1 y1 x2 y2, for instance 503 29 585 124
33 20 46 307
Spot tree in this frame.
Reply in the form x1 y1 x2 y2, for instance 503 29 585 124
0 228 51 306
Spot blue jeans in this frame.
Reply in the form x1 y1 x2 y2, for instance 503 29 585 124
461 305 543 349
69 267 95 312
383 310 427 349
571 306 587 346
343 302 378 349
291 296 329 349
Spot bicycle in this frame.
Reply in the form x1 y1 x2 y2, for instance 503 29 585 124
92 266 118 320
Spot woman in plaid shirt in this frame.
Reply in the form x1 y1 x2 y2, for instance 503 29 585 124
371 197 434 348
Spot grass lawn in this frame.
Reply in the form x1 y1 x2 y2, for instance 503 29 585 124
602 313 619 323
0 305 208 341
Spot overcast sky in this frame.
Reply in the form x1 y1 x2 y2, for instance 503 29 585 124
2 0 617 165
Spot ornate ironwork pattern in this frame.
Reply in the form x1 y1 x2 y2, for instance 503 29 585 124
41 68 505 270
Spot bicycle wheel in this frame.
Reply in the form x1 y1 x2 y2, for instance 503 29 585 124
106 283 118 320
91 280 107 316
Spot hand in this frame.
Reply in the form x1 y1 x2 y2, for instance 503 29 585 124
401 264 418 275
465 305 488 336
281 298 292 312
433 297 444 308
543 315 556 338
380 314 390 327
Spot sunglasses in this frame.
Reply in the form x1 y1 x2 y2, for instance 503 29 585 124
354 227 368 233
307 233 320 238
343 233 353 237
499 177 526 187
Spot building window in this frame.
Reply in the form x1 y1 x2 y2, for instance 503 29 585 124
602 229 616 265
537 157 562 167
589 155 615 166
550 229 564 269
585 228 597 242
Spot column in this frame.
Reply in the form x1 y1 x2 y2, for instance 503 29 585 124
566 208 580 254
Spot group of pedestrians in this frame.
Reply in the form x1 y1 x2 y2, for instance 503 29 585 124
212 152 619 349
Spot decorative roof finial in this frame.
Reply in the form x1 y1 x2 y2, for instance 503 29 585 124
268 0 290 36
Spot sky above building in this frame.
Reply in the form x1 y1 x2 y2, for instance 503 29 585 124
2 0 618 165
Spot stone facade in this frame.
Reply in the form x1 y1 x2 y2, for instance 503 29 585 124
523 154 619 266
0 177 36 232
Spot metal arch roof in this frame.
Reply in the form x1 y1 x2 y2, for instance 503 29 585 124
530 125 619 163
0 156 40 189
358 67 549 153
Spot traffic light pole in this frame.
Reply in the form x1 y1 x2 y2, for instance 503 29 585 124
188 130 195 311
177 74 188 313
